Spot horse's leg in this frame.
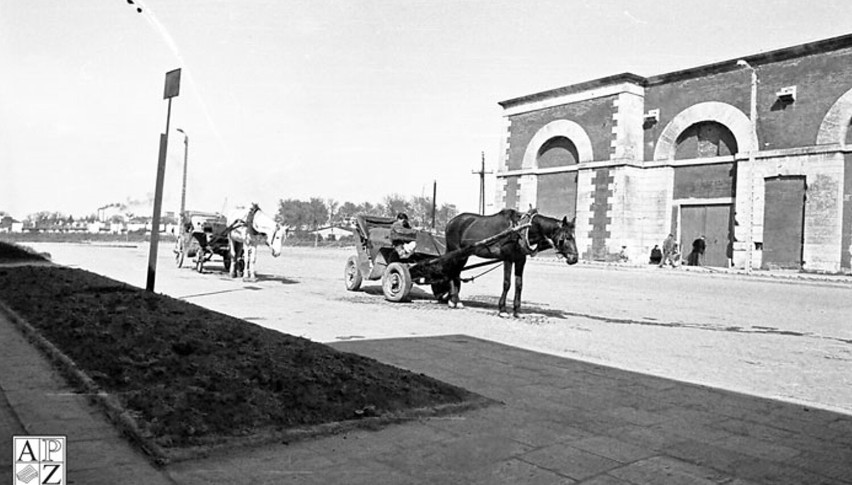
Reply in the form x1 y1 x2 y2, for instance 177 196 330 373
498 260 512 316
448 270 464 309
245 242 257 280
228 237 238 278
512 257 527 318
454 274 464 309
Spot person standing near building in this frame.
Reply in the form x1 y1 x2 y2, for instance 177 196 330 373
688 236 706 266
660 233 677 267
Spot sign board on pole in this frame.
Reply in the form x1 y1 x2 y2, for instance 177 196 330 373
164 68 181 99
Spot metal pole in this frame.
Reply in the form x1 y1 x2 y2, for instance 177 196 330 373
177 128 189 226
431 180 437 230
146 99 171 292
480 152 485 214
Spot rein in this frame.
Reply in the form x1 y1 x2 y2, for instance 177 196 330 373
460 260 503 283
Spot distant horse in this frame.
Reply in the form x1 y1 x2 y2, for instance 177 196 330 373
444 209 578 317
227 204 286 281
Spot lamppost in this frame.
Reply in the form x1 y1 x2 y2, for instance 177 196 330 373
737 59 758 273
176 128 189 226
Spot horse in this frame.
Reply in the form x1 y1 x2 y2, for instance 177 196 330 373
226 203 286 281
443 208 579 317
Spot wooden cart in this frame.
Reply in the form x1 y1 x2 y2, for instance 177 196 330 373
344 214 528 302
174 211 236 273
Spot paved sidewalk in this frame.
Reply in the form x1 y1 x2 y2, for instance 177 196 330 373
3 308 852 484
0 311 176 485
167 335 852 484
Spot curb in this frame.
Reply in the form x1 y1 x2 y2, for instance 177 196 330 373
0 300 171 464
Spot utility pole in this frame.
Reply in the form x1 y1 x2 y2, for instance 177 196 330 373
431 180 437 230
471 151 492 215
176 128 189 228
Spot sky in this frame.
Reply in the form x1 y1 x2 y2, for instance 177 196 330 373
2 0 852 219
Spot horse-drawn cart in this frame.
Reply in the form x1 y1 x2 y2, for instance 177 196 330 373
344 214 529 302
174 211 235 273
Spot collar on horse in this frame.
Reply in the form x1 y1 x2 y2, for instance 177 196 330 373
226 204 264 237
516 211 555 256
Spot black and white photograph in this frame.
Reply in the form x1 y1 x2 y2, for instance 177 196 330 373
2 1 852 483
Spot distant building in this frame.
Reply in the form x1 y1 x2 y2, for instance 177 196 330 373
310 225 355 241
497 33 852 273
0 216 23 233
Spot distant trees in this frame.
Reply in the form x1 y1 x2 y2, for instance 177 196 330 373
276 195 458 233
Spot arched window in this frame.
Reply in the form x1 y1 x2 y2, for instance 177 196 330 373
537 136 579 168
674 121 738 160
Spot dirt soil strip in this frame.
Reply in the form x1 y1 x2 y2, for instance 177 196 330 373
0 252 495 465
0 284 495 465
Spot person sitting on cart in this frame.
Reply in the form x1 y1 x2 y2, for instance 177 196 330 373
391 212 418 259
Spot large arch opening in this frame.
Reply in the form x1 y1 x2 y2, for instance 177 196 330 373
674 121 739 159
535 135 580 217
537 136 579 168
654 101 754 161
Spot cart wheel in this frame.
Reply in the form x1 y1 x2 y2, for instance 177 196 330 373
431 281 450 301
175 237 186 268
382 262 412 302
344 255 363 291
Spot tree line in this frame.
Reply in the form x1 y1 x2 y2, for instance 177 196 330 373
275 194 459 233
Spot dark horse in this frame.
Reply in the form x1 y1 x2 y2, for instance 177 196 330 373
444 209 579 317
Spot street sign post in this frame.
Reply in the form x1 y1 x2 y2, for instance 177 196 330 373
146 68 181 292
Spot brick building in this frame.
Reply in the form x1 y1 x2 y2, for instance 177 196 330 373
496 33 852 273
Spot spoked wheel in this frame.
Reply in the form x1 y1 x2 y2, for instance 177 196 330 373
174 237 186 268
382 262 412 302
344 255 362 291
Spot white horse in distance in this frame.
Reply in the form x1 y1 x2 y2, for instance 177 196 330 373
227 203 286 281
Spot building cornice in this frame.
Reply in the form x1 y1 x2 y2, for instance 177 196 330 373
499 32 852 114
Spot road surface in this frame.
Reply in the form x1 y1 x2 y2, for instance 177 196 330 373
22 241 852 416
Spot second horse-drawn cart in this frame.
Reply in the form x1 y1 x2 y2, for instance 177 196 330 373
174 211 238 273
344 214 529 302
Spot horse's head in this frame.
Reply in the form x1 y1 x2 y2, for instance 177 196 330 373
552 216 579 265
250 206 285 257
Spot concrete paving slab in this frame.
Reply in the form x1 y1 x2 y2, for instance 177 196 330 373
0 311 176 485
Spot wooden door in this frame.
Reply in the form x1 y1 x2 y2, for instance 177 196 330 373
762 176 806 269
680 204 733 267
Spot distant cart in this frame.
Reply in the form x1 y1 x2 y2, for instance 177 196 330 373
174 211 236 273
344 214 528 302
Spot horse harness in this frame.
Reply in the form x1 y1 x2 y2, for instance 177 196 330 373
230 204 263 237
516 212 556 257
